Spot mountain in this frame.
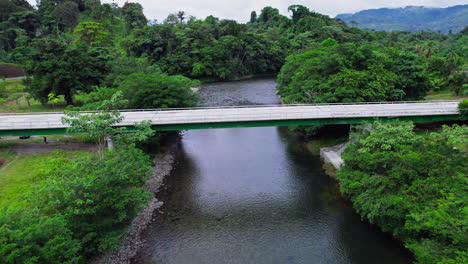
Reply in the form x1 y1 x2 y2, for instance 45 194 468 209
336 5 468 34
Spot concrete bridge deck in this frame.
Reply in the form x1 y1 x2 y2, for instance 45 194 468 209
0 101 464 136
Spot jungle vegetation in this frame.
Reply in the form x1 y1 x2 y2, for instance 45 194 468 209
0 1 466 263
339 121 467 264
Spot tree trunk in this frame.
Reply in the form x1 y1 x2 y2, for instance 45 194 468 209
64 91 73 105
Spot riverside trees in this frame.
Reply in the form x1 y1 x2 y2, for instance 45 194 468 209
277 39 432 104
3 2 465 106
0 94 156 263
338 122 468 264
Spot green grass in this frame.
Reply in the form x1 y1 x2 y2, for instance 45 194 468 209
0 150 91 209
0 79 96 113
0 79 68 113
425 89 468 100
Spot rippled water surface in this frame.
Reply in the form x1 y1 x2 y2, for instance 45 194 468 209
133 78 412 264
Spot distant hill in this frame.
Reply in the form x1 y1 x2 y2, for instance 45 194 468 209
336 5 468 34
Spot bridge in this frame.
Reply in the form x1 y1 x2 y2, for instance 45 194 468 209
0 101 465 136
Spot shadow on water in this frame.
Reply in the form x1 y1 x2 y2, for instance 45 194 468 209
132 78 413 264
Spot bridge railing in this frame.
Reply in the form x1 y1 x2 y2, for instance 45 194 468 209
0 102 460 130
0 100 461 116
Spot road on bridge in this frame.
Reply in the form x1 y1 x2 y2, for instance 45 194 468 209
0 101 463 136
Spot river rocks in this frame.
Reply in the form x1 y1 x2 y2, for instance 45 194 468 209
190 86 201 93
319 141 350 178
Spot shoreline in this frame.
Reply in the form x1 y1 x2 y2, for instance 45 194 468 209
92 142 179 264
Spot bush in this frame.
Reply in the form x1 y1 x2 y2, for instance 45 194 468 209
459 99 468 116
119 73 199 109
0 209 81 264
338 122 467 264
30 146 153 257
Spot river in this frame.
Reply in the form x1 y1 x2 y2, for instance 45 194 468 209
132 78 412 264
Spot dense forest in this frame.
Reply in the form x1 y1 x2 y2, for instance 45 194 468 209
0 1 467 264
339 122 467 264
336 5 468 34
1 1 466 109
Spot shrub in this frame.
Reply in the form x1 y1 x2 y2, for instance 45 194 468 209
0 209 81 264
30 146 153 257
459 99 468 116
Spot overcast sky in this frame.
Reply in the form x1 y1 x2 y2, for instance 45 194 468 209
29 0 468 23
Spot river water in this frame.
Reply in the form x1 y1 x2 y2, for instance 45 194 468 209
133 78 412 264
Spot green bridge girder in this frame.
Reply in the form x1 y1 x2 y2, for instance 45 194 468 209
0 114 465 137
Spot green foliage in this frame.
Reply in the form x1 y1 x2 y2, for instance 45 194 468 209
24 38 111 105
448 72 467 96
30 147 152 257
102 56 161 87
338 121 468 264
277 41 431 104
0 0 37 51
62 91 154 153
118 73 199 109
0 209 81 264
54 1 80 30
121 2 147 31
73 22 112 46
458 99 468 117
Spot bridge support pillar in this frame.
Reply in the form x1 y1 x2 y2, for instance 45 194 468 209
106 136 114 150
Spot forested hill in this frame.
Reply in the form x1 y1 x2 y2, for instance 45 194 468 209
336 5 468 33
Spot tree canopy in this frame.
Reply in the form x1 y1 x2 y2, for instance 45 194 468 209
339 122 468 264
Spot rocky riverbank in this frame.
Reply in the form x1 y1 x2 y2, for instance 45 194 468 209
92 145 178 264
319 141 350 178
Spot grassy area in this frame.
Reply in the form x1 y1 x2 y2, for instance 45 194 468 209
0 79 67 113
0 79 96 113
425 89 467 100
0 134 96 147
0 150 91 209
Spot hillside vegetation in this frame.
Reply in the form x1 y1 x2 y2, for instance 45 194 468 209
337 5 468 34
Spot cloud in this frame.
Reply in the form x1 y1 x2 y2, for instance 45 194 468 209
28 0 467 22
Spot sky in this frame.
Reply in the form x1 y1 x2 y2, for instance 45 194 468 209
29 0 468 23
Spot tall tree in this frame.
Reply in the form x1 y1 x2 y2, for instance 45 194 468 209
25 38 110 105
121 2 147 31
250 11 257 23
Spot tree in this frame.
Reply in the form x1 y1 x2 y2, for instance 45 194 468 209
258 6 280 23
250 11 257 23
54 1 80 30
164 13 179 25
338 121 467 264
0 0 36 51
61 91 154 154
118 73 199 109
0 209 81 264
177 10 186 24
73 21 112 46
121 2 147 31
25 38 110 105
277 40 431 103
288 5 310 24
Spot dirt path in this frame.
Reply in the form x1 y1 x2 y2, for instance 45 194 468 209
12 143 98 154
0 157 18 173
